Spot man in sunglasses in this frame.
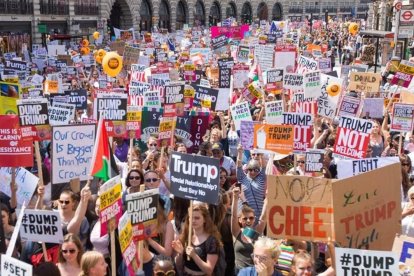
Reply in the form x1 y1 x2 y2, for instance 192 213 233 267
236 144 266 225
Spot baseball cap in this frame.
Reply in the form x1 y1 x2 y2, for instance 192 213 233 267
212 142 223 151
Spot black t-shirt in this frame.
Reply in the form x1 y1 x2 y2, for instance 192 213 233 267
184 235 219 272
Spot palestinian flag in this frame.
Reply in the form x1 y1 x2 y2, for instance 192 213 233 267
90 118 118 181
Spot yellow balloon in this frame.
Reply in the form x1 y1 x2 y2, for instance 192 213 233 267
327 83 341 97
80 47 90 56
348 23 359 35
102 52 123 77
95 49 106 64
93 31 100 40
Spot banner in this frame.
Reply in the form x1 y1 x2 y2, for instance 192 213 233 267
126 188 158 241
254 124 294 154
338 95 361 117
118 212 136 275
265 100 284 124
333 116 373 159
20 209 63 243
266 175 333 241
169 152 220 205
0 167 38 207
282 113 313 153
333 163 401 250
174 112 193 148
188 112 209 154
390 103 414 132
99 175 123 236
210 25 249 39
392 234 414 271
305 149 324 173
51 124 95 184
335 247 399 275
303 71 321 99
1 254 32 276
0 115 33 167
348 72 381 93
230 101 252 131
336 157 400 179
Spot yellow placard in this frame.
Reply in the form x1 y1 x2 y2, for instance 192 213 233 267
100 183 122 210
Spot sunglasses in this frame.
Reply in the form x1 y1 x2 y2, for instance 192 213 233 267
129 176 141 180
251 153 262 156
145 178 159 183
247 168 260 172
242 216 255 221
59 200 71 205
297 160 305 164
149 143 158 147
61 249 77 254
402 163 410 167
154 271 176 276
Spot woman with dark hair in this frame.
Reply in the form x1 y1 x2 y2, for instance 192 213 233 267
57 233 83 276
172 203 222 275
401 155 413 202
124 169 144 194
198 141 212 157
219 167 231 191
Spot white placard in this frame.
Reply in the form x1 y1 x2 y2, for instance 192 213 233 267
0 167 38 208
20 209 63 244
1 254 32 276
337 157 400 179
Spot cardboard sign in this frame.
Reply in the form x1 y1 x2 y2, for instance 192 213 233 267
265 68 284 93
265 100 284 124
233 64 250 88
318 58 331 73
20 209 63 243
17 98 49 126
1 254 32 276
0 167 38 207
283 73 303 90
303 71 321 99
118 212 136 275
266 175 333 241
170 152 220 204
254 44 275 71
338 96 361 117
335 247 399 275
337 157 400 179
390 103 414 132
392 234 414 271
296 55 318 74
240 121 261 150
318 74 343 119
0 115 33 167
274 44 297 73
348 72 381 93
253 124 294 154
158 116 176 140
48 102 75 126
333 163 402 250
305 149 324 173
51 124 95 184
230 101 252 131
282 113 313 153
143 90 161 108
333 116 373 159
237 45 250 64
95 93 128 121
99 175 123 235
123 46 140 68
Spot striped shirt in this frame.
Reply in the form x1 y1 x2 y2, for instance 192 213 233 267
237 166 266 219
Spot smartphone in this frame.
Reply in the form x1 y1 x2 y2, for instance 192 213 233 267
235 182 241 188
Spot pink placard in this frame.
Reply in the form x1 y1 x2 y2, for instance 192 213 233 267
210 25 249 39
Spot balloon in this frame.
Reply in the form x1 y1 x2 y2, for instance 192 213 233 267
80 47 90 55
102 52 123 77
93 31 100 40
326 83 341 97
81 39 89 47
348 23 359 35
95 49 106 64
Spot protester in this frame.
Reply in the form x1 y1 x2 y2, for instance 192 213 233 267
79 251 108 276
57 233 83 276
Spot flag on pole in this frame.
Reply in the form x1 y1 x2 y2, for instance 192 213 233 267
90 118 118 181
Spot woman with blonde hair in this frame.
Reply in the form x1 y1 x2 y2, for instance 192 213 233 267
57 233 83 276
172 203 222 275
79 251 107 276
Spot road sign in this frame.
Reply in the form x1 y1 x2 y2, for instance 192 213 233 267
400 9 414 22
395 1 403 11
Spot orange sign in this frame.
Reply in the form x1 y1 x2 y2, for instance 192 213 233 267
253 125 294 154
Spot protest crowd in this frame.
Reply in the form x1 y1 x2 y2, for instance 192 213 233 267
1 15 414 276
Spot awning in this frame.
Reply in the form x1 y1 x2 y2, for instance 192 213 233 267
359 30 394 38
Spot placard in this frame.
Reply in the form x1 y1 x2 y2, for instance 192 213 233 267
48 102 75 126
170 152 220 205
94 93 128 121
240 121 261 150
0 167 38 207
304 149 324 172
265 100 284 124
390 103 414 132
335 247 399 275
191 84 219 111
274 44 297 73
348 72 381 93
266 175 333 241
296 55 318 74
333 116 373 159
253 124 294 154
143 90 161 108
20 209 63 243
303 71 321 99
362 98 384 118
118 212 136 275
336 157 400 179
282 112 313 153
392 234 414 271
99 175 123 236
265 68 284 93
52 124 95 184
230 101 252 131
17 98 49 126
318 58 331 73
283 73 303 90
1 254 32 276
0 115 33 167
333 163 402 250
338 95 361 117
64 89 88 110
